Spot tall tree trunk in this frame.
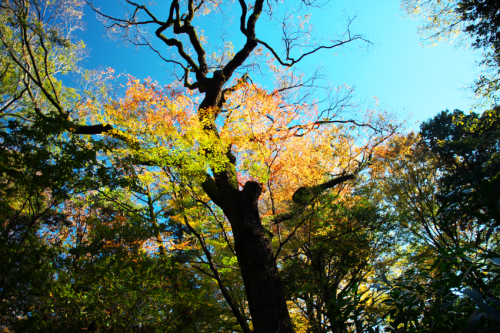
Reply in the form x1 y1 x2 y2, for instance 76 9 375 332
201 83 295 332
233 181 294 333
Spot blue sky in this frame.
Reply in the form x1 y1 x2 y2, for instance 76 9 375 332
77 0 480 130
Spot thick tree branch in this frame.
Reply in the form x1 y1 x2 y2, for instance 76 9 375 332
261 212 295 226
222 0 264 78
73 124 113 135
87 0 207 80
73 124 145 153
292 174 355 205
237 0 248 36
171 0 208 75
246 0 264 37
261 173 356 236
155 26 200 75
201 174 223 208
183 68 200 90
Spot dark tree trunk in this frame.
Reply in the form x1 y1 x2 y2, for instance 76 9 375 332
232 182 294 333
200 83 295 332
58 0 363 331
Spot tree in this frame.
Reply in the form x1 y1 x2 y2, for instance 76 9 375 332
0 1 118 330
81 1 397 332
1 0 400 331
420 108 500 222
370 110 500 332
82 72 396 332
279 191 393 332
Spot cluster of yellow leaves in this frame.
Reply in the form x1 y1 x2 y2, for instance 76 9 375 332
220 82 368 207
83 74 396 219
401 0 464 45
369 132 417 179
84 75 229 176
287 301 311 333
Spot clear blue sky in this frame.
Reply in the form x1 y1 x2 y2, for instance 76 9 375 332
77 0 480 130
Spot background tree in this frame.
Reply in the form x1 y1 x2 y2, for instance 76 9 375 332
279 190 393 332
371 109 500 332
420 108 500 221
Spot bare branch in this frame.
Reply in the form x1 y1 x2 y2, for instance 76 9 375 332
177 212 251 333
222 0 265 77
257 35 368 67
237 0 248 36
257 13 370 68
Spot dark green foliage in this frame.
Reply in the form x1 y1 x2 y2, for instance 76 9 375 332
419 108 500 222
383 225 500 332
380 108 500 332
452 0 500 98
457 0 500 52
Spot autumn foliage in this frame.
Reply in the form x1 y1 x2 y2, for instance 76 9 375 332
3 0 500 332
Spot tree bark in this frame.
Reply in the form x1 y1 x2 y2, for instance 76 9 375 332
199 77 294 331
231 181 294 333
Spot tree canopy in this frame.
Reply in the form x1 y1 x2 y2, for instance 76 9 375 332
1 0 500 332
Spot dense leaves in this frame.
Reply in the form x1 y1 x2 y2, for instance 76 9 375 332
1 0 500 332
420 108 500 218
372 109 500 332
